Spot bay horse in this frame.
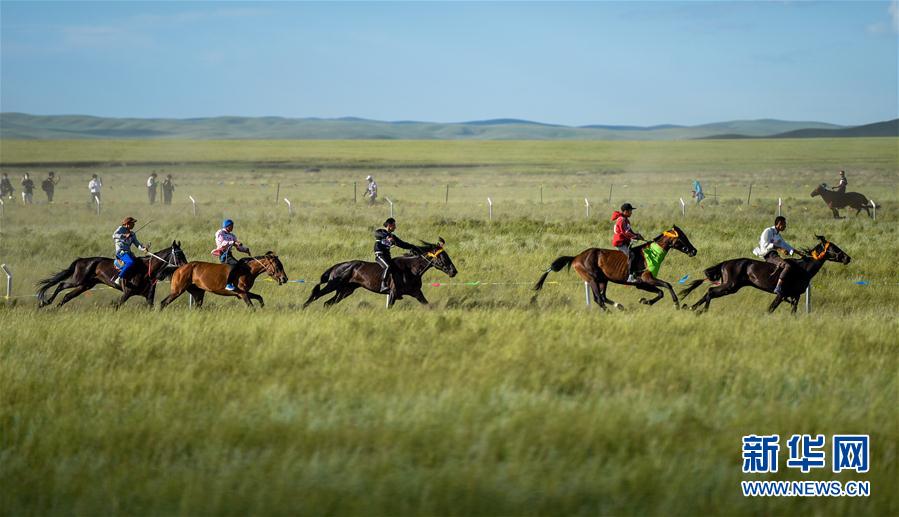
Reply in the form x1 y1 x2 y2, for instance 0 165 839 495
36 241 187 309
532 225 698 310
811 184 872 218
303 239 457 309
159 252 288 309
679 236 850 314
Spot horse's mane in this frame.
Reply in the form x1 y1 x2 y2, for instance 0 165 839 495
401 241 442 257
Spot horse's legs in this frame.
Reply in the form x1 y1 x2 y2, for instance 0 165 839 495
412 290 429 305
789 297 799 314
645 278 680 308
830 207 841 219
331 285 360 306
690 283 742 313
634 282 664 305
114 288 138 310
239 292 254 308
186 286 205 308
57 282 96 307
41 282 71 306
587 279 607 311
247 292 264 308
864 205 872 217
159 282 190 310
303 281 339 309
768 295 785 313
387 290 397 308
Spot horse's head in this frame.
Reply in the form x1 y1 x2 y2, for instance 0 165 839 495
169 240 188 267
807 236 850 265
661 225 697 257
811 184 827 197
420 237 457 277
260 251 289 285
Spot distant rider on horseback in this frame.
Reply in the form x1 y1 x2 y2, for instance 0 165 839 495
830 170 847 194
213 219 250 291
611 203 645 283
112 216 148 286
752 216 799 296
374 217 419 293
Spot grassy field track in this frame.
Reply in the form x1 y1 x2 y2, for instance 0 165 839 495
1 138 896 515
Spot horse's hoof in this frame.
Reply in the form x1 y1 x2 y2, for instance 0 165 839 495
614 303 625 311
639 298 651 305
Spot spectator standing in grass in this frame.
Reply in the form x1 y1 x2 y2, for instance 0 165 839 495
89 174 102 205
162 174 175 205
0 173 13 200
42 171 60 203
692 179 704 207
365 175 378 205
147 172 158 204
21 173 35 204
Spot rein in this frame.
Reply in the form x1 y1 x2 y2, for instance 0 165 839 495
414 248 445 276
247 255 277 276
811 242 830 261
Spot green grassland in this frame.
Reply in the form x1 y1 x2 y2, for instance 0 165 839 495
1 138 897 515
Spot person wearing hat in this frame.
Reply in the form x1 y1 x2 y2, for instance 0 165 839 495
212 219 250 291
364 175 378 205
147 172 158 204
161 174 175 205
373 217 420 293
830 170 847 194
112 216 149 286
611 203 645 283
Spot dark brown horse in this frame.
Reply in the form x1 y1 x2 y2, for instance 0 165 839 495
36 241 187 308
679 236 850 313
303 239 457 309
159 252 288 309
811 184 872 218
532 226 698 310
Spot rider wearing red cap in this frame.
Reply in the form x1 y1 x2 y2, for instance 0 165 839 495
611 203 645 283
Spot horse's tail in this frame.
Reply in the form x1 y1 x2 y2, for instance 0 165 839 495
679 261 726 300
533 256 575 291
318 264 338 285
36 262 76 304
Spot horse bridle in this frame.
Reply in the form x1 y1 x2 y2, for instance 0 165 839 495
811 241 831 261
248 255 278 277
413 248 446 277
144 247 184 280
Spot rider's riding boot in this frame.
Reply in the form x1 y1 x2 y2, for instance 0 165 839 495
773 280 784 296
225 283 236 291
113 276 122 286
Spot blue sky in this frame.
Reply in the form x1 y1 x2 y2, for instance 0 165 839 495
1 1 897 126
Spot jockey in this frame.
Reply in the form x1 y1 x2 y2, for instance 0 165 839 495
212 219 250 291
752 216 798 296
373 217 418 293
112 216 148 286
831 170 847 194
611 203 645 283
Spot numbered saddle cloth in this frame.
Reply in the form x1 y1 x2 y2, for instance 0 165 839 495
642 242 668 278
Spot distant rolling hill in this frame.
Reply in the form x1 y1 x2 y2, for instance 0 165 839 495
0 112 883 140
700 118 898 140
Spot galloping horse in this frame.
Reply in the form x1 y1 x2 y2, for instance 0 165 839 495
679 236 850 313
811 184 872 218
159 252 288 309
532 226 698 310
303 239 457 309
36 241 187 308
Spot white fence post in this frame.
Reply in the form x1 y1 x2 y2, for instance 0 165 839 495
805 284 811 314
1 264 11 300
584 198 591 219
487 197 493 221
95 196 101 216
679 197 686 216
777 197 783 217
584 282 591 307
0 198 4 217
385 197 394 218
871 199 876 220
188 195 198 216
283 198 293 217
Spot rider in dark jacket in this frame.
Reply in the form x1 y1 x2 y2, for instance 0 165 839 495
374 218 419 293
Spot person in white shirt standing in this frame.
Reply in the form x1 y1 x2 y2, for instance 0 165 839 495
752 216 800 296
364 175 378 205
147 172 158 204
88 174 102 204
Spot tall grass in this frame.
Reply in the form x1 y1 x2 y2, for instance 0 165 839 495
1 139 896 515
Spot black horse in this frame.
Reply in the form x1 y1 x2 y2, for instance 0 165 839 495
304 239 457 308
36 241 187 309
680 236 850 313
811 184 872 218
